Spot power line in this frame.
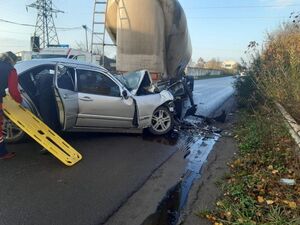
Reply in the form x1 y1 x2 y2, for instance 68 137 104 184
188 16 288 20
0 18 35 27
57 27 82 31
187 3 300 9
0 18 82 30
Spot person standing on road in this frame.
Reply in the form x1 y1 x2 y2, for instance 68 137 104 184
0 51 22 160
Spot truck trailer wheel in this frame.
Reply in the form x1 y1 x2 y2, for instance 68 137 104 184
148 106 174 135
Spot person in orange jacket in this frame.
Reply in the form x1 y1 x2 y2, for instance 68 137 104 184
0 51 22 160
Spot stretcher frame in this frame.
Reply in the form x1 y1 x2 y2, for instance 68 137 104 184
3 95 82 166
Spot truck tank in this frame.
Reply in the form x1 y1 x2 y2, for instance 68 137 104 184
106 0 192 80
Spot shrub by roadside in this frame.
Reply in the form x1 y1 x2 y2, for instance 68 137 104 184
201 107 300 225
240 22 300 123
234 76 264 110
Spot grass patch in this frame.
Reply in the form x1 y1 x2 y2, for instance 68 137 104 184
199 107 300 225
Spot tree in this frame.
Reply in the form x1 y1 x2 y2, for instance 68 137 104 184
236 62 246 73
196 57 206 68
187 59 196 67
205 58 222 70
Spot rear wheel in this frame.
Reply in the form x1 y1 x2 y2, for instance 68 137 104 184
3 116 26 143
148 106 174 135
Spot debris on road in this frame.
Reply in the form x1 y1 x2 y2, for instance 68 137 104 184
141 113 225 225
280 178 296 186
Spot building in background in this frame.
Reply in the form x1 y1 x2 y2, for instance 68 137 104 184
222 60 237 70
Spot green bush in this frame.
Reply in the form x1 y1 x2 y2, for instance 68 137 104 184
234 76 263 110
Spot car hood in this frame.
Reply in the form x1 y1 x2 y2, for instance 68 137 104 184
116 70 156 95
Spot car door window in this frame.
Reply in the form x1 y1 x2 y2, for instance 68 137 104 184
57 66 75 91
77 69 120 97
18 65 55 103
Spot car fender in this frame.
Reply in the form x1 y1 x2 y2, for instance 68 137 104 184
134 90 174 128
159 90 174 103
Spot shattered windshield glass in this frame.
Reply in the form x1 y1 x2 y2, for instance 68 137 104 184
116 71 144 91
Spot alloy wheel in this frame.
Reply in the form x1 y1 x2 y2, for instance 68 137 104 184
151 109 172 133
3 117 24 143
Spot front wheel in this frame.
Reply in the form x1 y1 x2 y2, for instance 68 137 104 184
3 116 26 143
148 106 174 135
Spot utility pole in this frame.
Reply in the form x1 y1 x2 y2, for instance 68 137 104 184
27 0 64 50
82 25 89 52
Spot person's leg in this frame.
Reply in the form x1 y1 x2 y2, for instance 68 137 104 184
0 105 15 160
0 104 7 156
0 134 8 157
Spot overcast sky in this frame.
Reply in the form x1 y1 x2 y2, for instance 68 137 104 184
0 0 298 62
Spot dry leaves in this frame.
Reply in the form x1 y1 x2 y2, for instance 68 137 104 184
257 196 264 203
205 109 300 224
283 200 297 209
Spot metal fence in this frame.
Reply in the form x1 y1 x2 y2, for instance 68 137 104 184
186 67 223 77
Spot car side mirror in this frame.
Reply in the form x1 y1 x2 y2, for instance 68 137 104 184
122 90 129 99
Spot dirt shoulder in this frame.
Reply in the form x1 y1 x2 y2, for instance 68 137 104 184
181 113 238 225
182 107 300 225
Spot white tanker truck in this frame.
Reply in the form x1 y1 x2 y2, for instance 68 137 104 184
105 0 195 117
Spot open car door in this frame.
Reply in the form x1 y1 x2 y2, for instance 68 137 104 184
54 64 78 131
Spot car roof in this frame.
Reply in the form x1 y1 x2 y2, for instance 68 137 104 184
15 58 108 75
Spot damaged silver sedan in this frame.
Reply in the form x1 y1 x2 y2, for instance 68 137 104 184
4 59 175 143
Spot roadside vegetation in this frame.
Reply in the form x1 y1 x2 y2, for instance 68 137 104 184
237 15 300 122
202 108 300 224
200 15 300 224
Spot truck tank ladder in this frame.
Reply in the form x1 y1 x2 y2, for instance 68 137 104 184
3 96 82 167
91 0 116 66
91 1 108 66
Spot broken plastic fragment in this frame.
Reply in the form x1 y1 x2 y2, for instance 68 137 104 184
280 178 296 186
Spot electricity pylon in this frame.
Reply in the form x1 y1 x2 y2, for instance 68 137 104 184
27 0 64 49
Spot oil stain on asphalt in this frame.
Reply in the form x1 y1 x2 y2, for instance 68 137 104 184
141 116 221 225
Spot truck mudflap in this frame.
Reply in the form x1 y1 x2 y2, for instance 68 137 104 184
3 95 82 167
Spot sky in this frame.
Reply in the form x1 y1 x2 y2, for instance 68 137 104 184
0 0 299 63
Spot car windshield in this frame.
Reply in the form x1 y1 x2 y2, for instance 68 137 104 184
116 71 144 91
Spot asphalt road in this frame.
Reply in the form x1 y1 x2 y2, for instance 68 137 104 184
193 76 235 117
0 77 236 225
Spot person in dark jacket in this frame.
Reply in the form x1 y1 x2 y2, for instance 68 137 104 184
36 72 59 131
0 51 22 160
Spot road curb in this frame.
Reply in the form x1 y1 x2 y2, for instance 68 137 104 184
180 113 238 225
276 103 300 152
209 94 236 118
104 149 187 225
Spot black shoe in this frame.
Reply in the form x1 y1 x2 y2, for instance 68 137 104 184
0 152 16 160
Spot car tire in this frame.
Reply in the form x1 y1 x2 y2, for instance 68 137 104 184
3 116 26 143
148 106 174 135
